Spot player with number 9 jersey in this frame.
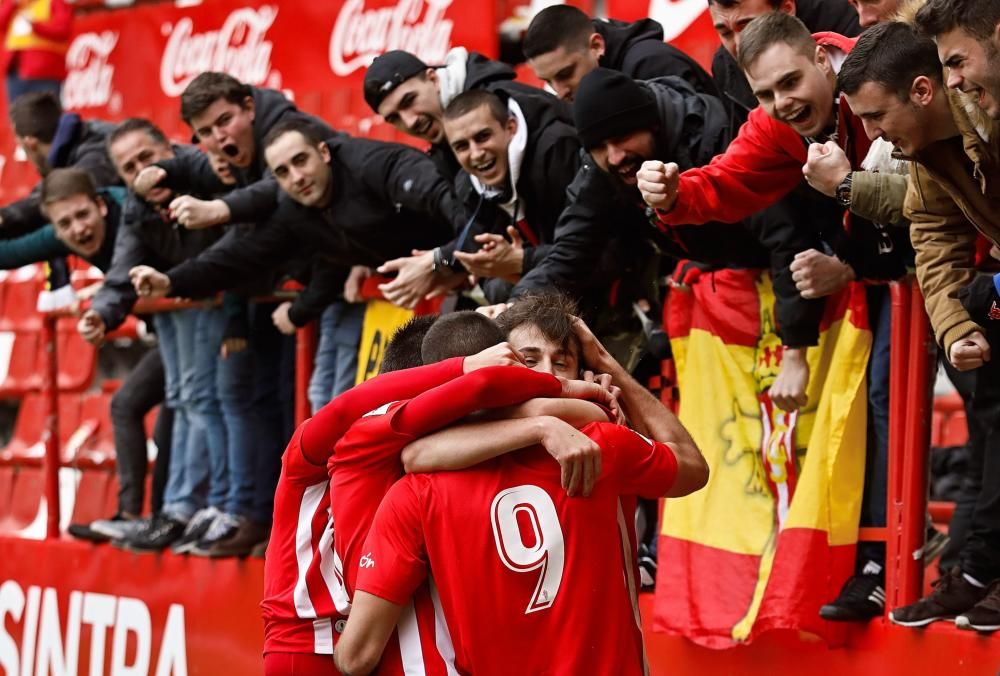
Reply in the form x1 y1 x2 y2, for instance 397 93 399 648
355 421 678 675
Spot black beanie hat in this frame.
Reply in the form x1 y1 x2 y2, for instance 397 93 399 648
573 68 658 149
363 50 429 113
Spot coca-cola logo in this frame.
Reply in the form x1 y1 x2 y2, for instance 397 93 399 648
329 0 454 77
160 6 281 98
62 31 119 111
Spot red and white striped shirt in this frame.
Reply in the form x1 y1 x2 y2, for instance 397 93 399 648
261 358 468 658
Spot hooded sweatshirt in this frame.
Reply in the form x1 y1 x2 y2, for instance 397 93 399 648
427 48 573 179
0 114 122 238
595 17 717 96
510 76 823 345
656 32 911 282
449 93 582 303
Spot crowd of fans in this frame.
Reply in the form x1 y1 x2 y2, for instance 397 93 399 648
2 0 1000 670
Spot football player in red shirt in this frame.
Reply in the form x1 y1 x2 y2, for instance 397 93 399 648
334 297 707 675
264 312 617 675
262 316 524 674
328 311 622 674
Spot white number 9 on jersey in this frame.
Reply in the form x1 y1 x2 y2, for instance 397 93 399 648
490 485 566 614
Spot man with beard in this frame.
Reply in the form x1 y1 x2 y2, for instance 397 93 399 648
505 67 824 385
522 4 717 100
361 47 572 308
439 89 581 305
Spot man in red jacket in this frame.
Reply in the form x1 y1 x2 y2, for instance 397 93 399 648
638 10 913 623
0 0 71 103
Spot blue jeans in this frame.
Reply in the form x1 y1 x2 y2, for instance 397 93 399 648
218 339 256 517
308 302 365 413
157 308 228 521
858 285 891 571
250 302 296 524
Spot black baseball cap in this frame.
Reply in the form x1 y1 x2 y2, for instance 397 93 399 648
364 50 430 113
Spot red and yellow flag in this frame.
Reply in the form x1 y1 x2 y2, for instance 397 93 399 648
655 268 871 648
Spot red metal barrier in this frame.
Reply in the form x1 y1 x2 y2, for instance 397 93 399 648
41 315 60 539
295 322 318 425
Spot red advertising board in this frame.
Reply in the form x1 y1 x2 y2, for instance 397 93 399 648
605 0 721 72
0 0 499 204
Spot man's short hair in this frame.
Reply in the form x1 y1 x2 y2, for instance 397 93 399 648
737 11 816 71
40 168 99 211
523 5 593 59
421 312 505 365
261 118 327 154
180 72 253 125
496 292 581 360
443 90 509 125
838 22 943 99
380 316 438 374
915 0 1000 40
107 118 170 153
9 91 62 141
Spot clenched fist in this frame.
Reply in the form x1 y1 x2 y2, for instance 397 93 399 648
637 160 680 212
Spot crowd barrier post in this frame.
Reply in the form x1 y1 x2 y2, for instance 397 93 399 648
295 321 318 426
885 280 913 610
898 285 934 606
41 314 61 540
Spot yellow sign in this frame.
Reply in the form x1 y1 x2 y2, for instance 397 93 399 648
355 300 415 384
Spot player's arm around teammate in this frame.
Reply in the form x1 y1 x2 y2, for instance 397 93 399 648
571 317 708 496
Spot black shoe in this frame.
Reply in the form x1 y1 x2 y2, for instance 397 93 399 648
819 574 885 621
122 514 186 553
68 523 110 543
956 579 1000 632
191 513 242 557
170 506 220 555
891 567 989 627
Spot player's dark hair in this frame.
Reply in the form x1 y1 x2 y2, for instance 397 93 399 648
180 72 253 126
421 312 505 364
261 118 327 154
107 118 170 153
9 91 62 141
40 168 99 211
838 22 943 100
443 90 510 126
496 291 581 361
915 0 1000 40
380 316 438 374
737 11 816 71
523 5 593 59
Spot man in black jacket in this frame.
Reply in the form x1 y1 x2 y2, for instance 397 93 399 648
131 72 337 231
522 5 717 101
422 89 581 306
362 47 573 306
510 68 826 384
129 121 463 315
1 91 121 238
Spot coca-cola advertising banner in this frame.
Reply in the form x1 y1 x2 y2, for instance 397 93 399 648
0 0 497 202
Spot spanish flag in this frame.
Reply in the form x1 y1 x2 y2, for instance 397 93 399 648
655 268 871 648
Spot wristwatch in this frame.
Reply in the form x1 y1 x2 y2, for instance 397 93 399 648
835 172 853 208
